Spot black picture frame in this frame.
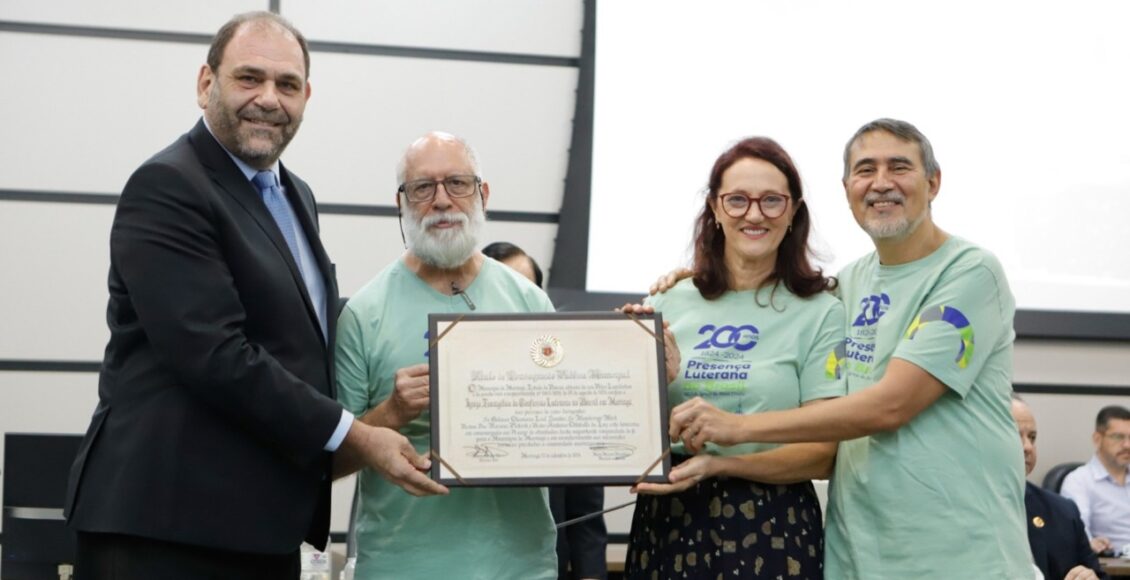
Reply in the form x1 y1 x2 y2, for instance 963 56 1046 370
428 311 671 486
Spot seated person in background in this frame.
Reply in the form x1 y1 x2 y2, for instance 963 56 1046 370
483 242 544 288
1012 394 1106 580
482 241 608 580
1062 405 1130 555
335 132 557 579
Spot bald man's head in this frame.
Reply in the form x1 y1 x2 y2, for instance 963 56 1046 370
396 131 481 186
1010 396 1038 476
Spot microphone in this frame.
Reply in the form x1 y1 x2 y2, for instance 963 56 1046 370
451 281 476 311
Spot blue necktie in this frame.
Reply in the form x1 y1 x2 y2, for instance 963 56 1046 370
253 171 304 275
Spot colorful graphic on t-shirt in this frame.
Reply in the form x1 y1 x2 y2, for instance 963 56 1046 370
852 293 890 327
825 340 847 380
905 305 975 368
845 294 889 380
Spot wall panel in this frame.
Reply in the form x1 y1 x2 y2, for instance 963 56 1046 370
283 0 582 57
1014 339 1130 386
0 34 205 194
0 33 574 214
285 52 575 212
0 203 112 360
0 0 264 33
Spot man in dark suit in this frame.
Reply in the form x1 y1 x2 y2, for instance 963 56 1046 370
65 12 445 579
1012 395 1106 580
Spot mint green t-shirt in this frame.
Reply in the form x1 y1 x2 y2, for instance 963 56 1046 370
649 279 846 457
825 237 1031 579
335 257 557 580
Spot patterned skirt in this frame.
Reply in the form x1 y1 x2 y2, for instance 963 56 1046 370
624 458 824 579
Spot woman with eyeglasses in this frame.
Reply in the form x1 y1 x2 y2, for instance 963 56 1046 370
623 137 844 579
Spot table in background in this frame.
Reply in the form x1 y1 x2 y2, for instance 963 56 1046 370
1103 557 1130 578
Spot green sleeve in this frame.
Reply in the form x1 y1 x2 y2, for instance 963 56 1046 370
892 263 1012 398
334 303 372 416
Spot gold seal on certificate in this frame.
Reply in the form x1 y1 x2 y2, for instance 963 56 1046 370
529 335 564 368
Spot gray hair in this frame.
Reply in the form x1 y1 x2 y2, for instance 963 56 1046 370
842 118 940 179
396 131 482 186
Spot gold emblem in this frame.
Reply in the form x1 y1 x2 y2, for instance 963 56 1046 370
530 335 564 368
1032 516 1045 529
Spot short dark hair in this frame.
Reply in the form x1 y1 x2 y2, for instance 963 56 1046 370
842 118 940 179
482 241 543 288
1096 405 1130 431
691 136 834 301
208 12 310 79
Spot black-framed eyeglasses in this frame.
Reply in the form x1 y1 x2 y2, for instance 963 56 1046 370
717 192 790 219
398 175 481 203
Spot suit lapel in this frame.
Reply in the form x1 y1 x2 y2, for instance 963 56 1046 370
188 120 326 343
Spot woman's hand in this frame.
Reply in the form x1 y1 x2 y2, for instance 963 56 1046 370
632 454 716 495
670 397 747 453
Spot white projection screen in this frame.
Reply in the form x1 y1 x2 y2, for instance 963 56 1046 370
587 0 1130 314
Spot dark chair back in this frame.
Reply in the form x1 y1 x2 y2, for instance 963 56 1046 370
2 433 83 579
1042 461 1084 493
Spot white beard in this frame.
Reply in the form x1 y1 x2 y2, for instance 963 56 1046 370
403 195 485 269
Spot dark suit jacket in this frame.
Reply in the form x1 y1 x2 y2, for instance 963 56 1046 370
550 486 608 580
65 120 343 555
1026 482 1108 580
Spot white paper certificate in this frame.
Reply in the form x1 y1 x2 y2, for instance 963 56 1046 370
428 312 670 486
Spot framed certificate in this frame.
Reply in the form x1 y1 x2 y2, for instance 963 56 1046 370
428 312 671 486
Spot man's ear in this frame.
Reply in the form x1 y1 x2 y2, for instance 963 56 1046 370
479 181 491 211
927 169 942 202
196 65 214 110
